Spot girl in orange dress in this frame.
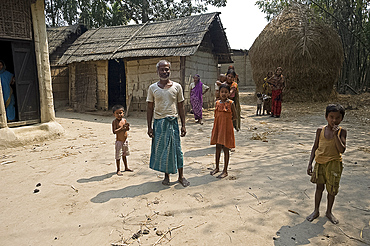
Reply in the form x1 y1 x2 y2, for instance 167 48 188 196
210 84 236 178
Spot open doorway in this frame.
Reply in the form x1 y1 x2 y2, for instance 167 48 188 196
0 40 17 122
108 59 126 110
0 39 40 125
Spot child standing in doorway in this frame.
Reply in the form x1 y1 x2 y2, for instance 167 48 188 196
210 84 236 178
112 105 133 176
306 104 347 224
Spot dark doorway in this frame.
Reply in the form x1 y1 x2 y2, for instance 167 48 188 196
108 59 126 110
0 39 40 123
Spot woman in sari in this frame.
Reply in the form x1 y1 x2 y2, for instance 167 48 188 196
267 67 285 118
226 69 240 131
0 60 16 121
190 74 209 125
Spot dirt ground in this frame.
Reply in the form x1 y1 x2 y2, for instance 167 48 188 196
1 92 369 246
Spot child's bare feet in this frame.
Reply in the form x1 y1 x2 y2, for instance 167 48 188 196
306 211 319 222
326 212 339 224
162 176 170 186
210 168 219 175
217 172 228 179
178 177 190 187
124 168 133 172
116 171 123 176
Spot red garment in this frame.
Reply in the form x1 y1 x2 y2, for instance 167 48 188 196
210 100 235 149
271 89 282 116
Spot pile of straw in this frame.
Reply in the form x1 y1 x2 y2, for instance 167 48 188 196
249 3 343 102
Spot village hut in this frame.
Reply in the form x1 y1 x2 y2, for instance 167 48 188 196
0 0 63 149
58 13 232 113
249 3 344 102
47 24 87 108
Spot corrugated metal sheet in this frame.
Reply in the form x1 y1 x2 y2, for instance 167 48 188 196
58 13 232 65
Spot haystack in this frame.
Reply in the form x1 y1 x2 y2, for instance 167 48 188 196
249 3 343 102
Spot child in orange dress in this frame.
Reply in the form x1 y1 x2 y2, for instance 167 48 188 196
210 84 236 178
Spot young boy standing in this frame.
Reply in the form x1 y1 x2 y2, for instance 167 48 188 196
112 105 132 176
306 104 347 224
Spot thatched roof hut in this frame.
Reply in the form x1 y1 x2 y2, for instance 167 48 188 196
249 3 343 102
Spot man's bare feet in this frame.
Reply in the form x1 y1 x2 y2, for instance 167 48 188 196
326 212 339 224
306 211 319 222
162 176 170 185
210 168 219 175
116 171 123 176
124 168 133 172
217 172 228 179
178 177 190 187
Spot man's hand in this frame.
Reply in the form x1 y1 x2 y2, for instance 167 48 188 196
307 163 313 176
147 127 154 138
180 126 186 137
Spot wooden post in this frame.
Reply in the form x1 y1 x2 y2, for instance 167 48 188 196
31 0 56 123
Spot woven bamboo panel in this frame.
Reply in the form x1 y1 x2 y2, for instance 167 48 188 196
0 0 32 40
72 63 97 111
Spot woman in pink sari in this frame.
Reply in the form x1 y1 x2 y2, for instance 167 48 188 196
190 74 209 125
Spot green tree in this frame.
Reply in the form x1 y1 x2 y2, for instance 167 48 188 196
45 0 227 27
255 0 370 93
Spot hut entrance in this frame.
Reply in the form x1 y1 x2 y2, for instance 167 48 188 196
108 59 126 109
0 39 40 125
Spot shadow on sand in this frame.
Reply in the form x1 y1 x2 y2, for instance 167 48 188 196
90 174 220 203
274 218 326 245
77 172 115 183
184 146 214 158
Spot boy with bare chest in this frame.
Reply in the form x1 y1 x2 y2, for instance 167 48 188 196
112 105 132 175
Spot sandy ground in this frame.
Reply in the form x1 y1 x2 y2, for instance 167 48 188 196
1 92 369 246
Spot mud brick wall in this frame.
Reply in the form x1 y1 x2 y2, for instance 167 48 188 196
220 50 254 88
183 50 218 112
126 57 181 112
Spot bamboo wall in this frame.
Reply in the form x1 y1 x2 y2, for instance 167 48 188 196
51 66 69 108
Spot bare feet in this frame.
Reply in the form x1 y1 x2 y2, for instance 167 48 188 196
217 172 228 179
306 211 319 222
162 176 170 186
116 171 123 176
124 168 133 172
326 212 339 224
210 168 219 175
178 177 190 187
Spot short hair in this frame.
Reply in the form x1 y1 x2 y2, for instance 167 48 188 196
219 83 230 92
325 104 345 118
112 104 125 113
156 60 171 70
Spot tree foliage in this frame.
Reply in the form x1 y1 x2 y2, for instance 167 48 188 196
44 0 227 28
255 0 370 93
